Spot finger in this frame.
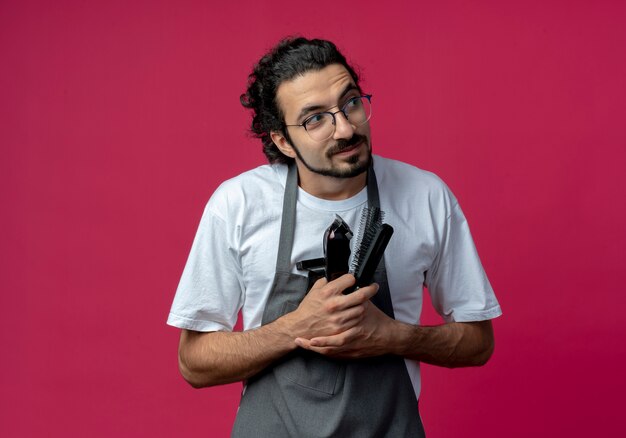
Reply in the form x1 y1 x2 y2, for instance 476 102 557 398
325 284 378 313
324 274 356 295
295 337 313 350
310 276 328 290
309 335 337 348
342 282 379 307
310 328 356 347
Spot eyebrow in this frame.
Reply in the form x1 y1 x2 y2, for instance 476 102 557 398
295 83 360 122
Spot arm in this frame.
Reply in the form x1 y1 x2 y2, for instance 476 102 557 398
178 322 295 388
295 301 495 367
392 319 494 367
178 274 379 388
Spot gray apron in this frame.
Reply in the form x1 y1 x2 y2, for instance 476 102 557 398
232 163 425 437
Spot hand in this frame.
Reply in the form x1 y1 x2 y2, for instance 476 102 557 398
294 296 396 359
284 274 379 342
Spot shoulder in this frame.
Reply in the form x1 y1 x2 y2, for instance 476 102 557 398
212 164 286 197
206 163 287 221
373 155 457 208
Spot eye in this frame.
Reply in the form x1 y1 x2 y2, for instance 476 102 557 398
304 113 328 129
344 96 363 111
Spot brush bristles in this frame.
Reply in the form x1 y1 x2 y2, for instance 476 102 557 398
350 207 385 274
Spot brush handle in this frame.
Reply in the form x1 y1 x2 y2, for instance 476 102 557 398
345 224 394 293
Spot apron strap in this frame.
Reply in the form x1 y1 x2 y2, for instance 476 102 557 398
366 161 381 209
275 162 298 273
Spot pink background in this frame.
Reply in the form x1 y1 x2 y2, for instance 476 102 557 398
2 0 625 436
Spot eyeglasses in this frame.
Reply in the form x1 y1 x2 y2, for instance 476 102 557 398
285 94 372 142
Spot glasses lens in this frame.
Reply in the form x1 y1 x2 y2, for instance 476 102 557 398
302 96 372 142
343 96 372 126
304 113 335 142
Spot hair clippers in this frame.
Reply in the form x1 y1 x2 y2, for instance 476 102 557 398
323 215 353 281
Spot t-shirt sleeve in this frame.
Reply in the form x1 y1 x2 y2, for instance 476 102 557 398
167 204 243 332
425 201 502 323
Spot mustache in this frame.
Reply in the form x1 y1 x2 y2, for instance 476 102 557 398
326 134 367 158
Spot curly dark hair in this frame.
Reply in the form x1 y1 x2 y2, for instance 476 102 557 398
240 37 360 164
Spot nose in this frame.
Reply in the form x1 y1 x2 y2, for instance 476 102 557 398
332 111 355 140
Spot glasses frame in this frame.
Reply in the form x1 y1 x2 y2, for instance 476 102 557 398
284 94 372 142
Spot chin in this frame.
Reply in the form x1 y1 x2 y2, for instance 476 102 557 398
332 152 371 178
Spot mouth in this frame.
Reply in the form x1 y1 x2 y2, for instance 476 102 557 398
331 140 363 158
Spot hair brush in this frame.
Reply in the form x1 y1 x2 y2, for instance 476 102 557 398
347 206 394 293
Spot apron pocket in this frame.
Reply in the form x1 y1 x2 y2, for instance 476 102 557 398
273 350 345 396
273 301 345 396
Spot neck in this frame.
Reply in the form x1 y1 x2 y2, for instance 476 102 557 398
294 162 367 200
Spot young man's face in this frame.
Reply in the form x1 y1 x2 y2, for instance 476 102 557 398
272 64 372 179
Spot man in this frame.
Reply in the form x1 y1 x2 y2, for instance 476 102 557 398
168 37 501 437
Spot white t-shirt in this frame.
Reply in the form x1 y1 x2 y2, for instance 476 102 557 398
167 155 502 398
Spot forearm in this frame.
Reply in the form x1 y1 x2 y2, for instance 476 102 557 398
178 318 296 388
390 320 494 367
178 276 378 388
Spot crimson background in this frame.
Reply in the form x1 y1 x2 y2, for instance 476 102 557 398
1 1 625 436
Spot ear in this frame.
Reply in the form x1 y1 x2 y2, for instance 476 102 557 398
271 131 297 159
